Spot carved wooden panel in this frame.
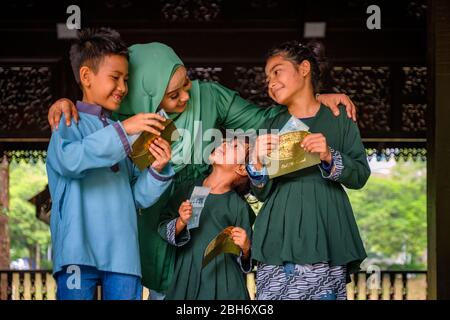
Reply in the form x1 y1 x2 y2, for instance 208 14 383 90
233 66 273 107
0 65 53 135
161 0 222 22
401 66 427 132
188 66 222 82
331 66 391 132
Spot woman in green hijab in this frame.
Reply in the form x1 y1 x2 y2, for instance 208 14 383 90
48 42 358 298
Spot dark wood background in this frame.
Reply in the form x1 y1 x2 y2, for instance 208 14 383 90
0 0 428 158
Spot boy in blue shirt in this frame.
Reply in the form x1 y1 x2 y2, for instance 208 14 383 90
46 28 174 300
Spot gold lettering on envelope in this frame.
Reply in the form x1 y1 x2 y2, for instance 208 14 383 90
264 131 321 178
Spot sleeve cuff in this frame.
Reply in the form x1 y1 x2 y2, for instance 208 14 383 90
246 164 269 187
320 158 334 173
319 148 344 181
166 218 190 247
148 164 175 182
112 122 132 156
236 251 253 273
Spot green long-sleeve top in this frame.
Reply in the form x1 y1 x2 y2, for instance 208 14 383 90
251 105 370 274
158 180 254 300
138 81 283 292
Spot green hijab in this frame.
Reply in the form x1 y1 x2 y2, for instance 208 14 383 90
119 42 202 173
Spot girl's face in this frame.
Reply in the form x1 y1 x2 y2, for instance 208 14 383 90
159 66 192 113
265 54 310 106
209 139 248 169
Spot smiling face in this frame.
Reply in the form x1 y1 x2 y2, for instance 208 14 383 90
265 54 311 106
159 66 192 113
209 138 249 188
80 54 129 111
209 138 248 168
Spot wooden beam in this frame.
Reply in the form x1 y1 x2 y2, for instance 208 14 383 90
427 0 450 300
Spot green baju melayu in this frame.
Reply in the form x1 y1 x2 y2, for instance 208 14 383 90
158 180 254 300
118 43 283 292
251 105 370 294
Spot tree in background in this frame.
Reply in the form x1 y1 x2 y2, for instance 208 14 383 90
347 159 427 270
8 160 51 269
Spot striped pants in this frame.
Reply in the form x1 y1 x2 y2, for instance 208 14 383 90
256 262 347 300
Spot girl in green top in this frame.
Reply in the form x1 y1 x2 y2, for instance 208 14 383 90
48 41 358 298
247 41 370 300
158 137 253 299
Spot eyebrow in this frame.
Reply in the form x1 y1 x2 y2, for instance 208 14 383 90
269 63 283 73
266 63 283 81
111 70 128 77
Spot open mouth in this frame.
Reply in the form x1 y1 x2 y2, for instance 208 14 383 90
112 94 123 103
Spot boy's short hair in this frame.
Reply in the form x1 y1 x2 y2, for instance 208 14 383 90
69 27 129 85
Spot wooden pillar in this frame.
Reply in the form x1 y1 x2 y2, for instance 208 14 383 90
427 0 450 300
0 155 10 269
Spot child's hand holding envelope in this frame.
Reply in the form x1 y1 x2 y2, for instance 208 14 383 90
130 109 179 170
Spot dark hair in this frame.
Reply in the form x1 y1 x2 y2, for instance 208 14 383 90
266 40 329 93
231 135 251 197
69 27 129 85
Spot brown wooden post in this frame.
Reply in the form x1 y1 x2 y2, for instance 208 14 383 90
427 0 450 300
0 155 10 269
0 155 10 300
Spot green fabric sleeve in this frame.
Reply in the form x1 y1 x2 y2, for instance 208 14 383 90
209 82 283 130
234 199 254 272
333 118 371 189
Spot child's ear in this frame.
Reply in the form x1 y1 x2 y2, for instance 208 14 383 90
299 60 311 77
79 66 92 88
235 164 248 177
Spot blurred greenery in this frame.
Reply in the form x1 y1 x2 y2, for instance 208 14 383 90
347 159 427 271
7 160 51 269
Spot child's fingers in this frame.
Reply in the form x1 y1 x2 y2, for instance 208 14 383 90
153 138 171 156
143 113 166 123
149 142 165 157
142 119 165 131
181 200 191 207
148 146 159 159
303 142 324 152
301 135 324 148
180 201 192 211
140 125 161 136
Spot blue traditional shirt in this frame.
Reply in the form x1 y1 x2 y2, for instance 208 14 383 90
47 101 174 277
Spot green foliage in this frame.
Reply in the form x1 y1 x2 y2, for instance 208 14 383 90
347 160 427 270
8 160 51 268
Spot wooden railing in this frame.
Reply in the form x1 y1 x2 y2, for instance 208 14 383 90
0 270 56 300
246 271 427 300
346 271 427 300
1 270 427 300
